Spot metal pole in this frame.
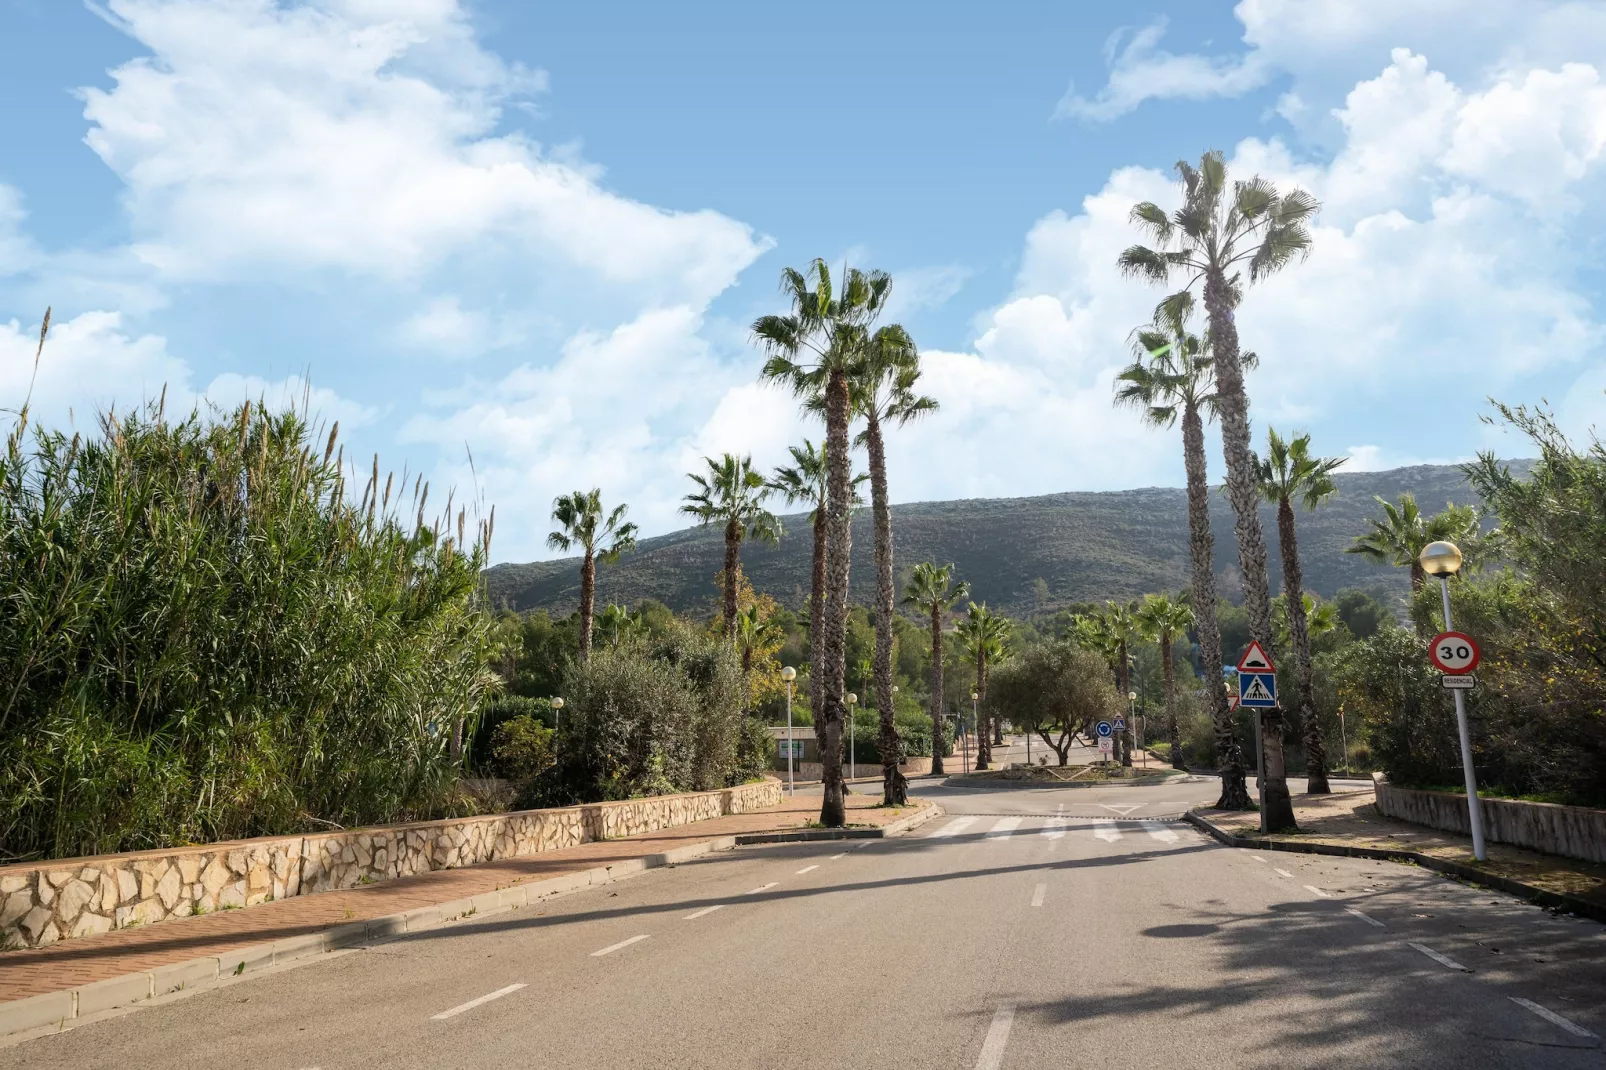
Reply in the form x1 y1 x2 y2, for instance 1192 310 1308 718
1440 576 1487 861
850 709 855 782
785 681 794 797
1339 709 1349 776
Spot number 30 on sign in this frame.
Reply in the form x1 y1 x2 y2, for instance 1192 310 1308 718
1429 631 1480 674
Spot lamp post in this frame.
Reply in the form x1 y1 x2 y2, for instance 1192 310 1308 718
1338 705 1349 776
970 691 979 770
550 697 564 762
781 667 797 796
1127 691 1140 768
1421 540 1487 861
845 692 858 781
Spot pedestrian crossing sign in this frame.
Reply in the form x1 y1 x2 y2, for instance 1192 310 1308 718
1239 671 1277 708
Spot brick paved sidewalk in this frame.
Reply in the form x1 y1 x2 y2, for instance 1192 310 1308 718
0 793 925 1003
1202 788 1606 909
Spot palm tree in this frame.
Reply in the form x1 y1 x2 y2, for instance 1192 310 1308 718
1136 593 1196 771
596 603 641 649
849 321 936 804
1347 493 1483 595
1103 600 1142 766
1119 151 1319 831
1255 428 1344 794
755 260 891 827
903 562 969 776
1115 295 1251 806
957 603 1011 771
681 454 781 638
547 489 639 660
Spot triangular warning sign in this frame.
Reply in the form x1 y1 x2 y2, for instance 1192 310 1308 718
1241 675 1274 704
1238 640 1275 672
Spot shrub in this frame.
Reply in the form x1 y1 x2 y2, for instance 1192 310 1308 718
489 716 555 783
471 695 553 773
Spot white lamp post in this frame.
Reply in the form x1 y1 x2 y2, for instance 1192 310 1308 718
845 692 858 781
1421 540 1487 861
781 667 797 796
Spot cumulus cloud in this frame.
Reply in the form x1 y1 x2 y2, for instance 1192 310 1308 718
204 372 380 429
0 310 191 429
1055 18 1272 123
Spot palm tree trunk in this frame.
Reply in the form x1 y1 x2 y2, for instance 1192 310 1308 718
1183 403 1248 806
578 550 596 661
1205 265 1296 831
975 646 991 770
864 412 907 805
1163 629 1183 770
722 518 741 638
929 604 945 776
1116 639 1133 766
809 506 826 726
1278 497 1329 793
817 369 853 827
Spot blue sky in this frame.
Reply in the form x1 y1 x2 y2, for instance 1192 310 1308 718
2 0 1605 562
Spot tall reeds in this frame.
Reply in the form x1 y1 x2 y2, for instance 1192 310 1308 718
0 396 494 860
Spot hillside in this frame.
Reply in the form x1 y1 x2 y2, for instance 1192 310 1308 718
484 461 1519 619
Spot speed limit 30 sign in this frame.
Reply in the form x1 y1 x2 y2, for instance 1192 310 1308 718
1429 631 1481 674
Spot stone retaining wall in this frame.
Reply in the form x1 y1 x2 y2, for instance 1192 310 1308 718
1373 773 1606 864
0 779 781 951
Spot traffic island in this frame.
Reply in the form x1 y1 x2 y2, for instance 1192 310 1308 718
952 763 1185 788
1186 788 1606 924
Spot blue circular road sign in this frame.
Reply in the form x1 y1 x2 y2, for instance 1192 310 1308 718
1095 720 1113 738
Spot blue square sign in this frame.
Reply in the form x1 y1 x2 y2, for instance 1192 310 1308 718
1239 671 1277 708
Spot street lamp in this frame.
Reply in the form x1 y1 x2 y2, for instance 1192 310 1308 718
1126 690 1138 766
845 692 858 781
1421 539 1487 861
1128 691 1144 769
781 666 797 796
1338 704 1349 776
551 696 564 731
971 691 980 771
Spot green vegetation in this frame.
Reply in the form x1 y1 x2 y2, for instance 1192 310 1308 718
0 398 492 860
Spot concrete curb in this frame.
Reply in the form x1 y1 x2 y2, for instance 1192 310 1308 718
732 802 945 845
0 833 741 1044
1183 810 1606 926
945 770 1186 790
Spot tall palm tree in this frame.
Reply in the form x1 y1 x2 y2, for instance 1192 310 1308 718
1119 150 1319 831
1255 428 1345 794
957 602 1010 771
1104 600 1142 766
755 260 890 827
1347 494 1482 595
1136 593 1196 771
681 453 782 638
903 562 969 776
547 489 638 661
849 322 936 804
1115 295 1251 806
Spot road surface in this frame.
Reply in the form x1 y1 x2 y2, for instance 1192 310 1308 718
5 774 1601 1068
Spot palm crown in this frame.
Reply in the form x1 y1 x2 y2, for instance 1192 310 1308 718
547 489 638 563
1347 493 1483 586
902 562 969 616
1255 428 1345 511
957 602 1011 662
680 454 782 544
754 260 894 396
767 440 867 520
1135 592 1194 645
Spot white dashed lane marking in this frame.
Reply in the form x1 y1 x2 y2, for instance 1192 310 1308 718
1409 942 1471 972
431 983 526 1019
684 905 723 920
590 935 650 958
1345 908 1385 928
973 1003 1016 1070
1510 998 1597 1038
745 882 778 895
1030 883 1046 908
796 865 819 875
1304 885 1330 898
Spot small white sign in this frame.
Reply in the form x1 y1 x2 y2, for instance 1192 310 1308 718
1098 737 1114 756
1440 675 1477 690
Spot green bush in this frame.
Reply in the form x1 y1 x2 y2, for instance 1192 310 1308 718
0 401 492 860
471 695 553 773
490 716 555 783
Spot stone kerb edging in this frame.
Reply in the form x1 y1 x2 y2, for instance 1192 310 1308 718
1182 809 1606 926
1372 772 1606 865
0 779 781 952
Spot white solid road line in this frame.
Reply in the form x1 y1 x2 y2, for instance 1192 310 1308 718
1250 855 1267 863
987 817 1023 838
1093 822 1122 843
1408 942 1471 972
829 853 846 860
431 983 527 1019
974 1003 1016 1070
1143 822 1179 843
745 882 779 895
591 935 650 958
796 865 819 875
684 905 724 920
1304 885 1330 898
1030 883 1046 908
1510 997 1598 1038
1345 908 1385 928
932 817 977 838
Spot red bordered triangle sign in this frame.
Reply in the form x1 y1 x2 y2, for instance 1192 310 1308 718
1237 640 1276 673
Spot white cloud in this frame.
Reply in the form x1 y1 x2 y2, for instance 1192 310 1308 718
82 0 769 304
203 372 380 430
397 295 519 358
0 310 191 429
1055 18 1272 123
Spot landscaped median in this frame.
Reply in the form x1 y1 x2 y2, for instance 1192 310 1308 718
0 788 939 1042
1185 788 1606 924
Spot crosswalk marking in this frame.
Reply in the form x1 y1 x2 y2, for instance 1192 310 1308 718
1093 822 1122 843
987 817 1023 839
1041 820 1067 839
931 816 977 838
1143 822 1179 843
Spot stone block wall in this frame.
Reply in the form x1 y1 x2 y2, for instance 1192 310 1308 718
0 778 780 950
1374 774 1606 864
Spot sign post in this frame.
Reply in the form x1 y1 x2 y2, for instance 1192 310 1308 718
1429 627 1486 860
1096 720 1113 763
1237 640 1278 834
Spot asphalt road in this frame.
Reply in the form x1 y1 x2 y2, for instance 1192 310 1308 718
6 776 1603 1068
